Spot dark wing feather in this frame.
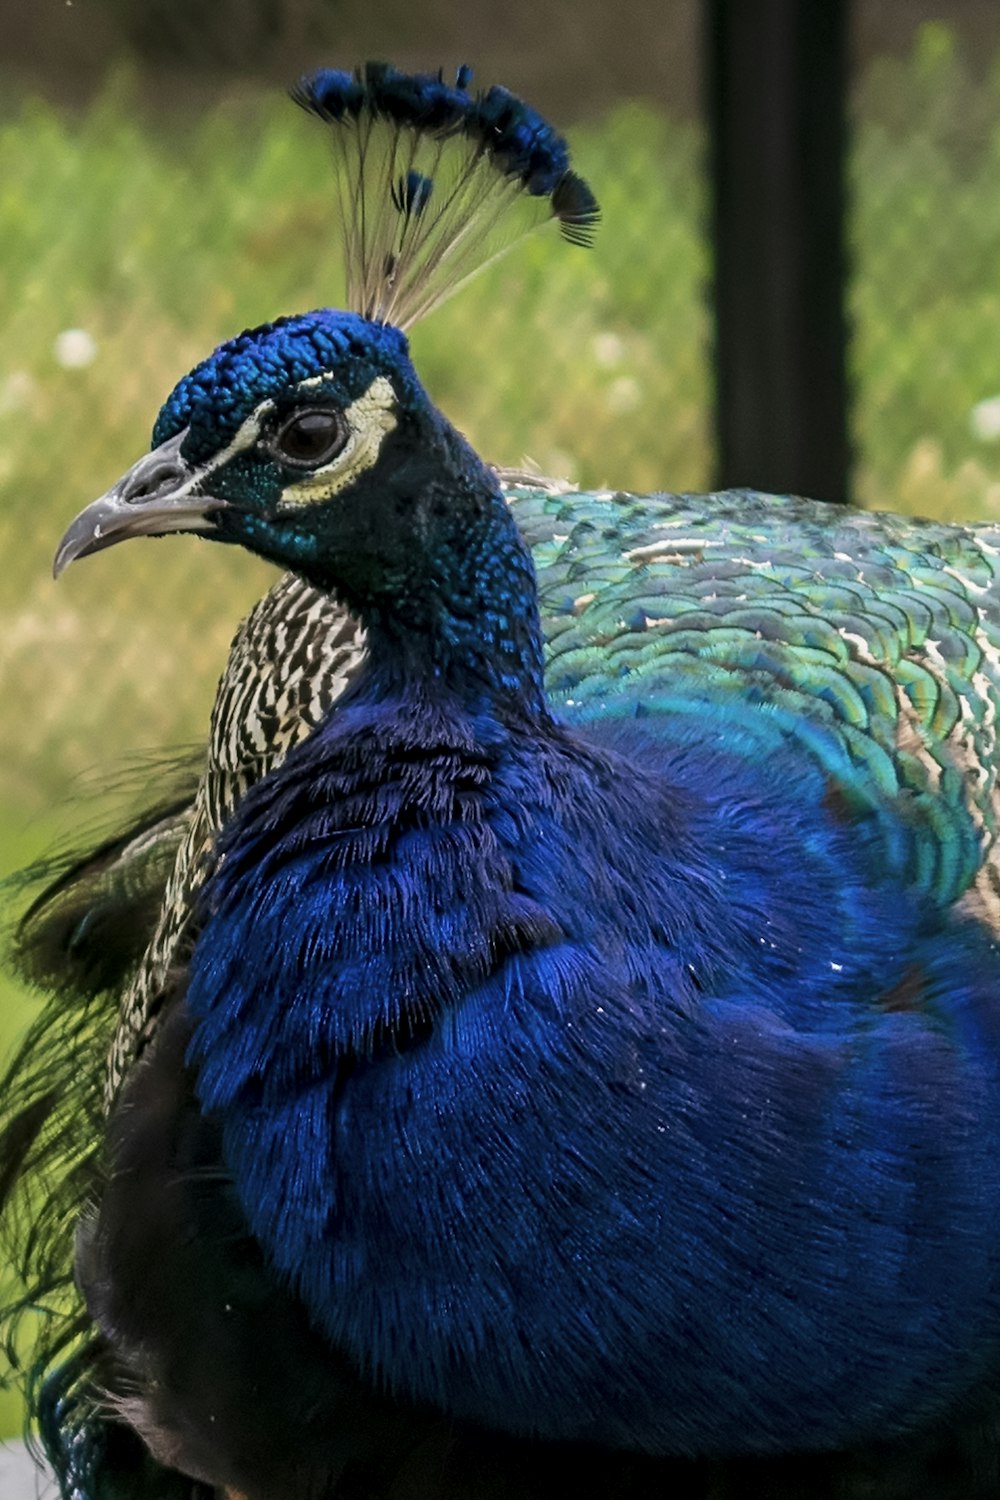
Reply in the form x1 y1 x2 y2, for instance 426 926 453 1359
10 781 196 1000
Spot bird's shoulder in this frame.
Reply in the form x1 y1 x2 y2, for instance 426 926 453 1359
512 484 1000 913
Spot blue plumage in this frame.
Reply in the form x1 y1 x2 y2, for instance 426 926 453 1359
21 60 1000 1500
188 657 1000 1456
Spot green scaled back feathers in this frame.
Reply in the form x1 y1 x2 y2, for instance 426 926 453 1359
535 486 1000 913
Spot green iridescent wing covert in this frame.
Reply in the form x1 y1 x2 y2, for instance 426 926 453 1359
525 486 1000 916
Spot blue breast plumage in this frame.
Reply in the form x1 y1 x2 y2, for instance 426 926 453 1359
181 482 1000 1458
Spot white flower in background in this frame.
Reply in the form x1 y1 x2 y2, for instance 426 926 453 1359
54 329 98 369
606 376 641 414
0 371 36 414
592 332 625 368
970 395 1000 442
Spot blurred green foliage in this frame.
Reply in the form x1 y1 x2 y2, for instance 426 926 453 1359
4 18 1000 1443
0 78 708 817
850 22 1000 516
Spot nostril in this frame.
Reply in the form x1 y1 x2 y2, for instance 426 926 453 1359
125 463 184 503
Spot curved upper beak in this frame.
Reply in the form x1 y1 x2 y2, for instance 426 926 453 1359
53 429 230 578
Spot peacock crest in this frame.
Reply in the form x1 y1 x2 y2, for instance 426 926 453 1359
291 62 600 328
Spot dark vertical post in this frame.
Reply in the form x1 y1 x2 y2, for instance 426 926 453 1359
706 0 850 503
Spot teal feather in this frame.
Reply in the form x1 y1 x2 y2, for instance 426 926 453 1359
516 485 1000 914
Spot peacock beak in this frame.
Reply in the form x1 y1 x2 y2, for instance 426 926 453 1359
53 429 230 577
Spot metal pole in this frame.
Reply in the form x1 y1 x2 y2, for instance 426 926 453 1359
706 0 851 503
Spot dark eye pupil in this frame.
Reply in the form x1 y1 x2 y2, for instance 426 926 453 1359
275 410 345 466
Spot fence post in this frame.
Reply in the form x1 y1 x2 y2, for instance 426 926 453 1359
706 0 851 503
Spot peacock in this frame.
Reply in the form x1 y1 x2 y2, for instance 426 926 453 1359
9 60 1000 1500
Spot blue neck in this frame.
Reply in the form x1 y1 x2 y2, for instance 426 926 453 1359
361 512 547 719
330 417 550 722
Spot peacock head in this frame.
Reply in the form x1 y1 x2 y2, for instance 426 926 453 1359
53 308 491 616
53 64 598 694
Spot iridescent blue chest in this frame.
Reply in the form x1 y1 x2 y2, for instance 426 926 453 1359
186 665 1000 1455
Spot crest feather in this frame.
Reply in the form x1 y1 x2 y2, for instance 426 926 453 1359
292 63 600 329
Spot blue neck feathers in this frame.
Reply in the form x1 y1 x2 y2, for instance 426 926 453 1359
358 499 549 723
286 407 548 723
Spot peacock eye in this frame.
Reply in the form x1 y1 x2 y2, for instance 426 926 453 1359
271 407 348 469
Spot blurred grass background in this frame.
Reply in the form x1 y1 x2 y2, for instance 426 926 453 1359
4 2 1000 1440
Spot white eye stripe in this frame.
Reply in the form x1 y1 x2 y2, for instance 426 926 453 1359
193 375 397 500
212 401 275 469
279 375 398 505
294 372 335 392
164 401 276 501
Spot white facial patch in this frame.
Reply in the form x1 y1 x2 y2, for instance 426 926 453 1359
278 375 398 506
214 402 275 465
